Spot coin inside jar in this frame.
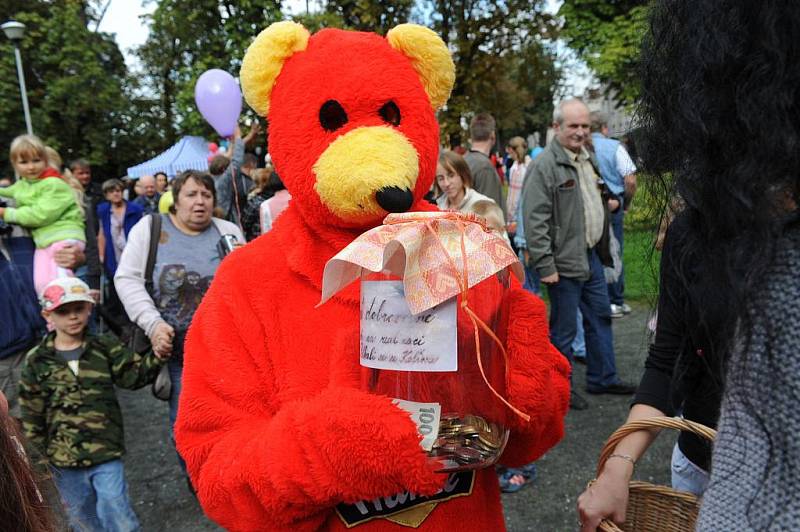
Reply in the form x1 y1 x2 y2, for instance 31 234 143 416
432 414 506 467
454 446 483 463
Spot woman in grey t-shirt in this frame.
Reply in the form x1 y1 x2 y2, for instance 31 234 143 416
115 171 243 477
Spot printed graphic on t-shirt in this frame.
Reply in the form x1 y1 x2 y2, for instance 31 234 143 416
157 264 213 331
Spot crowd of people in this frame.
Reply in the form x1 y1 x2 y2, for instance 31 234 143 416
0 120 290 530
1 0 799 530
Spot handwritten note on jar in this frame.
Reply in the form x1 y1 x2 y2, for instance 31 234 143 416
361 280 457 372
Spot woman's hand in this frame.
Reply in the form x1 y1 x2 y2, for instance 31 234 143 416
151 322 175 359
577 460 632 531
53 243 86 270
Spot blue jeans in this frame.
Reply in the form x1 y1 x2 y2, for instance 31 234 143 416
52 459 140 532
671 443 709 496
168 358 188 474
607 205 625 305
547 249 620 389
573 311 586 357
518 249 541 295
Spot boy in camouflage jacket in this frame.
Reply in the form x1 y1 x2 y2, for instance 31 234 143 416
19 277 167 532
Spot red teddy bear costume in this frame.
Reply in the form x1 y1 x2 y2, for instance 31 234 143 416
176 22 570 531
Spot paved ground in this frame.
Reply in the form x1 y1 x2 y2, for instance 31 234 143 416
118 302 673 531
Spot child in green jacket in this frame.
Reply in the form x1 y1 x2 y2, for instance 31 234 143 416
0 134 85 295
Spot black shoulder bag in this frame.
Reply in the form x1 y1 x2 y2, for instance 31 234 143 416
127 214 171 401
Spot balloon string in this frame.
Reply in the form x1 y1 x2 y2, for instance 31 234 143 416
422 220 530 422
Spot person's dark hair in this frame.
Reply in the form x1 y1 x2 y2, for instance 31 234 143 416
68 158 90 171
438 151 473 189
154 171 167 180
266 171 285 193
242 153 258 170
0 418 55 531
640 0 800 465
169 170 216 214
208 155 230 176
469 113 495 142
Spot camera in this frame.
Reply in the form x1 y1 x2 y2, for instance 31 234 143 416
216 234 239 258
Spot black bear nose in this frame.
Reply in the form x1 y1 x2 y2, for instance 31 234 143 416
375 187 414 213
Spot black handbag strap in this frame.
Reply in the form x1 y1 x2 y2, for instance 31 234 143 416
144 214 162 296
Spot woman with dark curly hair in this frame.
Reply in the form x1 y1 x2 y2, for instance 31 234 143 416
0 391 55 532
578 1 800 530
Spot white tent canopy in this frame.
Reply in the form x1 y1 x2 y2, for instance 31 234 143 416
127 136 210 178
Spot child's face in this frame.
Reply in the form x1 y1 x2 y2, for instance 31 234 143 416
43 301 92 336
13 152 46 179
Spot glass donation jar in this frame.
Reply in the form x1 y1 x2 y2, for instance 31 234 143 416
320 212 526 472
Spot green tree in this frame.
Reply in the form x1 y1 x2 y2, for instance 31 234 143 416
136 0 283 145
324 0 413 34
0 0 135 178
559 0 649 104
424 0 560 145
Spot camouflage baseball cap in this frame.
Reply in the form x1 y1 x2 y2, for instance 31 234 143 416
40 277 95 311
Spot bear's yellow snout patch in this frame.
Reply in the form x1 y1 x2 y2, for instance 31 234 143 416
313 126 419 220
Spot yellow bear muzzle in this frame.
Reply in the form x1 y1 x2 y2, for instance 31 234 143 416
313 126 420 220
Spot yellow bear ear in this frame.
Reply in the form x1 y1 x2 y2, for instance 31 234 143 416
386 24 455 110
241 21 311 117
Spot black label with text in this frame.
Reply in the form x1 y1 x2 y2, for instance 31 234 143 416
335 471 475 528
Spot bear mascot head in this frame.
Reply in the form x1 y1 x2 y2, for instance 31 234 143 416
241 21 454 228
176 21 569 532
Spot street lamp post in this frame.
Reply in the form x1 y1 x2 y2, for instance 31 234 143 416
2 20 33 135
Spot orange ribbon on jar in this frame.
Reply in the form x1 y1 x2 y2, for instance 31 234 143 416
387 214 530 422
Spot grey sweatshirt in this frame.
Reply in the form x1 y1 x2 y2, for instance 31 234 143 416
696 223 800 530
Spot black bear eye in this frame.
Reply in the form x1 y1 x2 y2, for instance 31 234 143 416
319 100 348 132
379 101 401 127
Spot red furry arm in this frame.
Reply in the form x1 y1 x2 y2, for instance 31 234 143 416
500 287 571 466
175 270 443 531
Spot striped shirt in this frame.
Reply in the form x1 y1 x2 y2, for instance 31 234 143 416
572 148 604 249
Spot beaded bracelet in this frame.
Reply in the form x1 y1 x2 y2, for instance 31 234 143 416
608 453 636 467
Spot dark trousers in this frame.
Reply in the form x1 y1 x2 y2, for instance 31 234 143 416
98 277 130 337
607 206 625 305
547 249 620 389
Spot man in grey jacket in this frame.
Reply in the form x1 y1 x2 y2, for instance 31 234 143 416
521 98 634 410
464 113 506 214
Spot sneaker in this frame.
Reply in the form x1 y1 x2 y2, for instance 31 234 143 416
570 390 589 410
621 303 632 314
610 304 624 318
585 382 637 395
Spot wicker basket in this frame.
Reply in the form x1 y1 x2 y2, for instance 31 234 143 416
594 417 716 532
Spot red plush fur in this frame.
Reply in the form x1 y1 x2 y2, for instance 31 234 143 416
269 28 440 228
176 27 570 531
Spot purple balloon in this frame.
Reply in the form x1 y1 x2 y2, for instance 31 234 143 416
194 69 242 137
